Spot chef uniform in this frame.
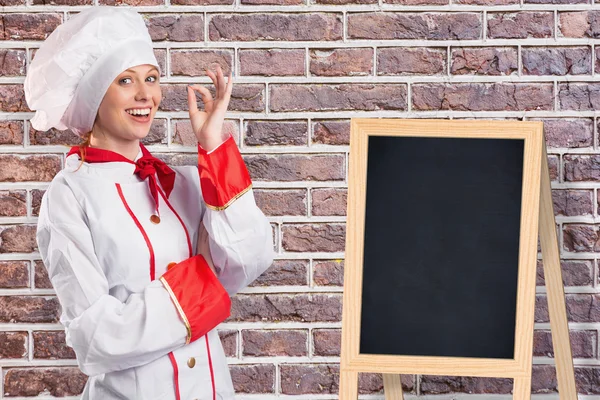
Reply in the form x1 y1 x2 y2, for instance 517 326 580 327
24 6 274 400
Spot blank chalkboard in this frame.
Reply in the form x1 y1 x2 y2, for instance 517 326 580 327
359 136 524 359
340 119 577 400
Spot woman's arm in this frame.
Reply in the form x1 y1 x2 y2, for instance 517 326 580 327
37 174 230 377
196 135 275 295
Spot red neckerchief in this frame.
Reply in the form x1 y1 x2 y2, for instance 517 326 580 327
67 144 175 216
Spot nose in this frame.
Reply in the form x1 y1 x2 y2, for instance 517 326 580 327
134 82 151 102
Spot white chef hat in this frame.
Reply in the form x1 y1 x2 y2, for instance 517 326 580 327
24 6 161 136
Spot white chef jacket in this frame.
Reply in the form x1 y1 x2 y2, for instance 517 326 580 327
36 136 275 400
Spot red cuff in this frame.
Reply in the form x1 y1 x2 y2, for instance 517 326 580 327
160 255 231 344
198 135 252 210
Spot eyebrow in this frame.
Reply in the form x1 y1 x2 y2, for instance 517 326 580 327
124 66 159 74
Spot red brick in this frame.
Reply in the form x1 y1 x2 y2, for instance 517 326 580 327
0 331 27 358
280 364 339 394
537 259 593 287
250 259 308 286
242 330 308 356
254 189 307 216
33 331 76 359
33 0 91 4
0 261 29 288
219 330 237 357
171 50 233 77
413 83 553 111
313 329 341 356
348 13 481 40
29 126 80 146
310 48 373 76
146 14 204 42
313 260 344 286
245 154 345 181
0 296 60 323
245 120 307 146
3 367 87 397
540 118 594 148
575 366 600 394
563 224 598 252
311 188 347 216
0 121 24 145
282 224 345 252
0 49 26 76
548 155 559 181
559 11 600 38
559 83 600 111
451 47 517 75
312 120 350 145
271 83 407 112
141 119 168 145
379 48 446 75
209 14 343 41
487 12 553 39
242 0 301 5
0 155 61 182
420 375 512 394
534 330 596 358
532 365 557 393
1 14 62 41
0 190 26 217
455 0 516 5
161 84 264 113
230 364 275 393
229 294 342 322
552 189 593 216
101 0 161 5
0 85 29 112
522 47 591 75
240 49 305 76
31 190 45 218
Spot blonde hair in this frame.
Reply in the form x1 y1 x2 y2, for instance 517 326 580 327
75 131 93 172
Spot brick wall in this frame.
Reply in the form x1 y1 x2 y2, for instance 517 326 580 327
1 1 600 399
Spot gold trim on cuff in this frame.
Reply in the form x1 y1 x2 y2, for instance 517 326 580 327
205 183 253 211
160 276 192 345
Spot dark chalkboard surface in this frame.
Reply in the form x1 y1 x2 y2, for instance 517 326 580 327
359 135 525 359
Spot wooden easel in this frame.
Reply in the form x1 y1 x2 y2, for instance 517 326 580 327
340 120 577 400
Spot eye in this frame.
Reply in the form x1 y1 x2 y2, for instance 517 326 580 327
119 77 132 84
147 75 158 83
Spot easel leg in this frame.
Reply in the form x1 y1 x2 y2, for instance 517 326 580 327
513 376 532 400
383 374 404 400
539 141 578 400
339 370 358 400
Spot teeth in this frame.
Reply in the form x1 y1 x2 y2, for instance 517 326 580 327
126 108 151 116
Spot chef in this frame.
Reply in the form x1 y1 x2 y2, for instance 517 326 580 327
24 6 274 400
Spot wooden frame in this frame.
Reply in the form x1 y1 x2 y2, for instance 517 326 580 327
340 119 576 400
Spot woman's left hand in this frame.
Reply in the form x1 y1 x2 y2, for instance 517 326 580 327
187 65 233 152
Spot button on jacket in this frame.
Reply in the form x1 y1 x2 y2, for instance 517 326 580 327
36 136 275 400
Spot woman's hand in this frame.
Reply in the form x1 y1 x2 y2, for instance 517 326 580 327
197 221 217 275
187 65 233 152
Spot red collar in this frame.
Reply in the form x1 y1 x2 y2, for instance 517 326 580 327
67 144 176 215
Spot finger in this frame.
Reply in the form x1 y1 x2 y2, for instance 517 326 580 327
206 68 218 99
186 85 198 116
224 70 233 102
189 84 215 113
217 65 226 99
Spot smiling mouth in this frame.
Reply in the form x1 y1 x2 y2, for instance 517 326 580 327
125 109 152 123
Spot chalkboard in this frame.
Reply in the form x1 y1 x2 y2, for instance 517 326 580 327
340 119 576 400
359 136 524 359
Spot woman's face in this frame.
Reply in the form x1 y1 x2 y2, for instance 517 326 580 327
93 64 161 143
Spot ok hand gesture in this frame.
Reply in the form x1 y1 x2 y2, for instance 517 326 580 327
187 65 233 152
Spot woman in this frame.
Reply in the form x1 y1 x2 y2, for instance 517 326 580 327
24 6 274 400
